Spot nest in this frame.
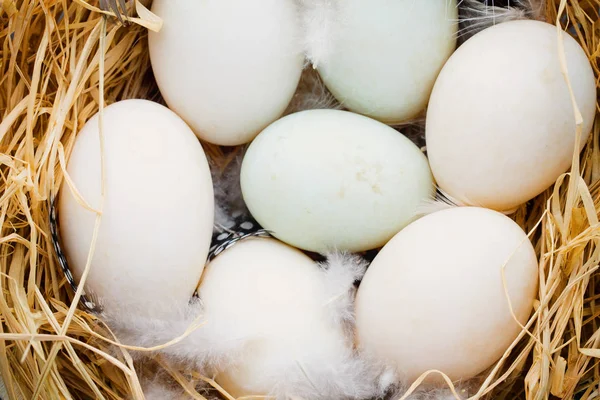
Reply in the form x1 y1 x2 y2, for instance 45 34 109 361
0 0 599 399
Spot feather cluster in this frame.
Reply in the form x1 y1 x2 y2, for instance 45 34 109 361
104 251 396 400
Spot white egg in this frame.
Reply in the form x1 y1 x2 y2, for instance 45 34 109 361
315 0 457 123
197 237 350 397
425 20 597 212
240 109 434 253
148 0 304 146
355 206 538 383
58 99 214 316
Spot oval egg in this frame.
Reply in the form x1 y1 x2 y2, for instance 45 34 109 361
316 0 457 123
240 109 435 253
355 206 538 383
425 19 597 212
58 99 214 316
197 237 349 397
148 0 304 146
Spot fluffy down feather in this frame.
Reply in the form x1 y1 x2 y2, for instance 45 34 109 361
456 0 538 44
414 188 463 218
208 149 250 231
141 381 190 400
101 249 397 400
135 369 195 400
295 0 340 69
100 298 249 370
318 250 367 328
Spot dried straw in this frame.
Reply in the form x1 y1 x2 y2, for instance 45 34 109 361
0 0 599 399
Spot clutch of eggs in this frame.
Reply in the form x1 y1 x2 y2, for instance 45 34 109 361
197 237 353 397
240 109 434 253
426 19 596 212
148 0 304 146
355 206 538 383
58 99 214 316
316 0 457 123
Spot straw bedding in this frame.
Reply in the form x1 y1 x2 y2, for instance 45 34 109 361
0 0 599 399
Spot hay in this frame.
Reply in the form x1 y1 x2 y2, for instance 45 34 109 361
0 0 599 399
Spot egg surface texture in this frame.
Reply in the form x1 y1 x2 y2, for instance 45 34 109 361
58 99 214 316
355 206 538 383
240 109 434 253
148 0 304 146
197 237 349 397
426 20 596 212
316 0 457 123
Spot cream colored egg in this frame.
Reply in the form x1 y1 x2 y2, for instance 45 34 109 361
240 109 434 253
355 207 538 383
197 237 348 397
148 0 304 146
426 19 596 212
316 0 457 123
58 99 214 316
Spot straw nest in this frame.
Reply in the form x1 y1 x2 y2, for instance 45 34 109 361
0 0 599 399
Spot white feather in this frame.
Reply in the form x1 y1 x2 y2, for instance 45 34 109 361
414 188 464 218
296 0 341 69
319 250 367 328
101 248 398 400
100 298 253 372
456 0 537 44
141 382 189 400
136 370 194 400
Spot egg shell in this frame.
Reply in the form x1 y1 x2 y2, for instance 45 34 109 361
425 19 597 212
240 109 435 253
197 237 349 397
148 0 304 146
58 99 214 316
316 0 457 124
355 206 538 383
